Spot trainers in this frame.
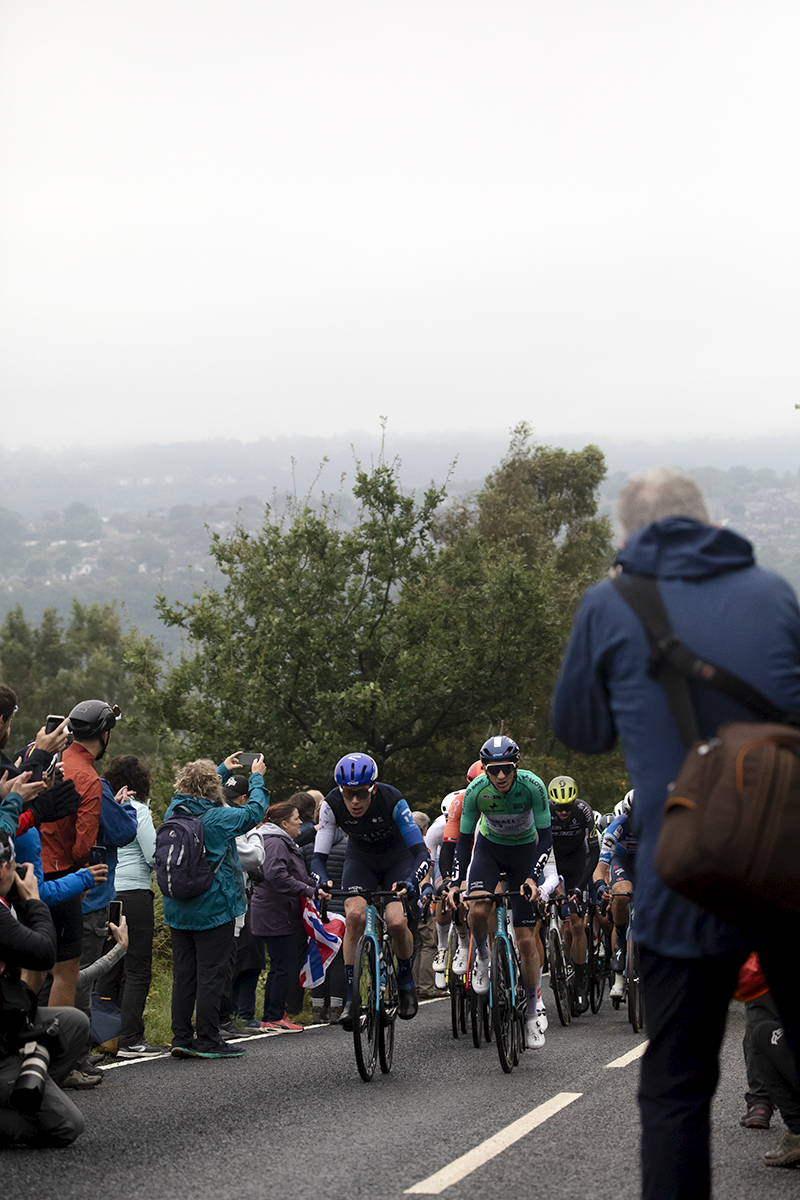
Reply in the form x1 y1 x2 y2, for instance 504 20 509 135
240 1019 262 1030
536 1000 548 1032
171 1044 200 1058
327 1005 343 1025
740 1101 773 1129
117 1042 163 1058
452 947 469 975
219 1017 250 1039
260 1021 284 1032
764 1130 800 1167
273 1016 304 1033
471 954 490 995
610 974 625 999
193 1042 246 1058
432 947 448 974
525 1017 545 1049
62 1069 102 1089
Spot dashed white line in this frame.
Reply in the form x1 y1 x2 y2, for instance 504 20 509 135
404 1092 583 1194
604 1041 648 1069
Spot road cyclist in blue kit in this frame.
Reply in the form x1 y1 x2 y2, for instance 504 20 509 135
591 789 637 1000
311 753 432 1030
447 735 553 1050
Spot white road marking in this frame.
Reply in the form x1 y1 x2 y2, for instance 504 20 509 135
604 1041 648 1069
404 1092 583 1194
99 1024 335 1069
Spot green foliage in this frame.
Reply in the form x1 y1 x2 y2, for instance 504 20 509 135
0 599 159 757
135 431 624 806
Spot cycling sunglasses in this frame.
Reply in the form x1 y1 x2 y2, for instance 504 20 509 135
485 763 517 777
340 784 376 800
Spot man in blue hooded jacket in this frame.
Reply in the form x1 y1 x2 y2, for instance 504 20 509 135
552 468 800 1197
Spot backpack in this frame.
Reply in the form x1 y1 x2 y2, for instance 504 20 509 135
155 805 222 901
612 573 800 929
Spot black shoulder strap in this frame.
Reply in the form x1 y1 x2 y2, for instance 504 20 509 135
612 573 795 747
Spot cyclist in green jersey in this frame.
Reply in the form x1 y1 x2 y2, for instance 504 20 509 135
448 735 552 1048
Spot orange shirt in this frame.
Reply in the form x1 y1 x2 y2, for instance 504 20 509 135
40 742 102 873
443 791 465 843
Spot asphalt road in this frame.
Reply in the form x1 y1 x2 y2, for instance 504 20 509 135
5 996 798 1200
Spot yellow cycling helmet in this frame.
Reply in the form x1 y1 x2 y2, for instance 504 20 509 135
548 775 578 804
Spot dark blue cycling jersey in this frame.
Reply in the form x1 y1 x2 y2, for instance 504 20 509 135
311 783 430 886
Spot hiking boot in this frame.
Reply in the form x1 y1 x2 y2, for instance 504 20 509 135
62 1069 102 1089
740 1101 773 1129
764 1131 800 1167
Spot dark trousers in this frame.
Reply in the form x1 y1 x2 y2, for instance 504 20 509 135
743 995 774 1107
262 934 307 1022
748 995 800 1134
639 940 800 1200
0 1007 89 1148
169 922 234 1052
311 947 345 1007
102 889 154 1046
232 969 261 1020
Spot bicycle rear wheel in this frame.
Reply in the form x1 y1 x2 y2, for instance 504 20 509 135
353 936 379 1081
379 956 398 1073
548 928 572 1027
491 938 515 1074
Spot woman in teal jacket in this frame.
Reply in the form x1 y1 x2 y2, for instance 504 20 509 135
163 754 268 1058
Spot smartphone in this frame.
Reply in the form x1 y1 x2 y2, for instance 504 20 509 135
89 845 107 865
45 714 65 734
238 752 261 767
108 900 122 927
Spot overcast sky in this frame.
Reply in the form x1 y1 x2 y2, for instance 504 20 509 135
1 1 798 451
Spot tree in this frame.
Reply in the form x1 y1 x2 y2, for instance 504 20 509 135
0 600 158 758
136 434 625 808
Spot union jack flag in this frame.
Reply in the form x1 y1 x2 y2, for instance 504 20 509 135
299 898 346 988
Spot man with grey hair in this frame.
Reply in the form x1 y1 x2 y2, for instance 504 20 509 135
552 468 800 1197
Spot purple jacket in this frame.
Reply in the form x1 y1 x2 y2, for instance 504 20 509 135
249 824 317 937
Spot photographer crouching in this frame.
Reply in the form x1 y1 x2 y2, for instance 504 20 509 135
0 830 88 1147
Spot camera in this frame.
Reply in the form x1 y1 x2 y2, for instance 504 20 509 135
10 1017 64 1114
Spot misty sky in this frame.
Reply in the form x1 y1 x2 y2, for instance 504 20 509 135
1 1 798 451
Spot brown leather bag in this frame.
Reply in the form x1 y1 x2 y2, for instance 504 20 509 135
613 574 800 928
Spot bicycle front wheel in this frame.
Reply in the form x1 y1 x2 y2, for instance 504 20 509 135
548 929 571 1027
353 935 379 1082
589 928 605 1014
379 955 398 1074
491 938 515 1074
627 938 645 1034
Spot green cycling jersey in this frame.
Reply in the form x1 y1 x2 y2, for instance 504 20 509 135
459 768 550 847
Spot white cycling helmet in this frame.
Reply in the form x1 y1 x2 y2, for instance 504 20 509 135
440 790 460 816
614 789 634 817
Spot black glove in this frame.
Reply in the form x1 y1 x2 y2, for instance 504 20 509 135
29 778 81 827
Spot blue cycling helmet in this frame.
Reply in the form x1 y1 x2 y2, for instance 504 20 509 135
479 735 520 765
334 753 379 787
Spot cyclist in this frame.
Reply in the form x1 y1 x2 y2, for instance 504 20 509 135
548 775 600 1014
592 789 637 999
311 753 431 1029
431 761 484 982
450 735 552 1048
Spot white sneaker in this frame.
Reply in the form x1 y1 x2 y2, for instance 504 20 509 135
526 1017 545 1048
432 947 448 974
452 947 469 975
536 1000 548 1032
471 954 490 994
610 974 625 999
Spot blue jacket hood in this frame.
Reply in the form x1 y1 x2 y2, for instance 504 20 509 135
616 517 754 580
